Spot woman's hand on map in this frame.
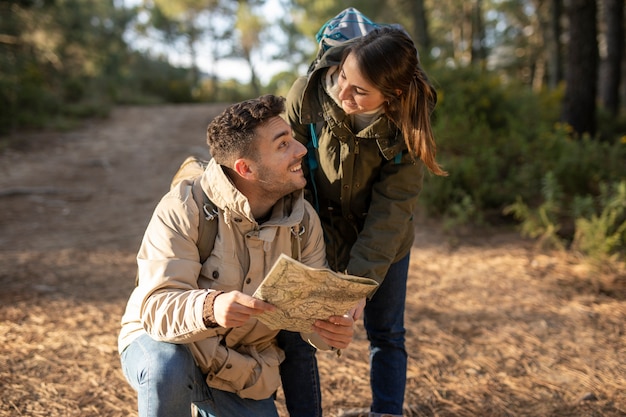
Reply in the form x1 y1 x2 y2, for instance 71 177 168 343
313 314 355 349
348 298 366 320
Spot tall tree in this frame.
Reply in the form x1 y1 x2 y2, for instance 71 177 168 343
470 0 486 66
562 0 598 136
146 0 235 87
0 0 135 133
234 3 266 96
547 0 564 89
412 0 431 53
599 0 624 116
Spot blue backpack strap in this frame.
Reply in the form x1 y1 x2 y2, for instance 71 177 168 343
309 123 320 150
307 123 321 212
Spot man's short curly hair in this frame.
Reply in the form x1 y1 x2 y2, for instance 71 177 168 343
206 94 285 166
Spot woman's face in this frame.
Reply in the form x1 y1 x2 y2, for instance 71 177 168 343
337 52 386 115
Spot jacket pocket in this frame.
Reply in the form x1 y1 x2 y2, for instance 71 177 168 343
198 255 243 292
207 344 283 400
237 344 285 400
210 347 259 394
204 333 284 400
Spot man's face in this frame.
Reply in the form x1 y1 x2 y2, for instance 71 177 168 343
250 116 307 198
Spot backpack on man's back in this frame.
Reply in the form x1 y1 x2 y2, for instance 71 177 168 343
171 156 219 264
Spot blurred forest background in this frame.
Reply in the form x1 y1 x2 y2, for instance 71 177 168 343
1 0 625 265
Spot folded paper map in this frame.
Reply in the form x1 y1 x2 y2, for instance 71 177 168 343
252 253 379 332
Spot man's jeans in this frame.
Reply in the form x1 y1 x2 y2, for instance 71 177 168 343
279 252 409 417
120 334 279 417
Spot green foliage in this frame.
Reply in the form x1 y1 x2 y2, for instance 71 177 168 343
422 65 626 262
425 65 626 214
0 1 210 136
572 181 626 263
194 78 260 103
442 193 480 232
265 71 299 98
597 106 626 143
504 179 626 262
502 172 565 250
423 66 553 220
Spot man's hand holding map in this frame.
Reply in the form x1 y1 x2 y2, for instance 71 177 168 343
252 254 379 333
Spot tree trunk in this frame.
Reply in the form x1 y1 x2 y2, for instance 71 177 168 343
187 28 200 88
470 0 486 67
547 0 564 89
562 0 598 137
457 1 473 64
412 0 430 54
244 50 261 97
599 0 624 116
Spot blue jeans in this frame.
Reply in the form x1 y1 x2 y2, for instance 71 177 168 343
276 330 322 417
279 252 409 416
120 334 279 417
365 252 409 415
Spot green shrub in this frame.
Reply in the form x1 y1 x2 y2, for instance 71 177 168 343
572 181 626 263
502 171 566 250
425 66 626 232
504 179 626 261
424 66 551 221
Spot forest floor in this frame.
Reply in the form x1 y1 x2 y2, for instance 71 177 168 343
0 104 625 417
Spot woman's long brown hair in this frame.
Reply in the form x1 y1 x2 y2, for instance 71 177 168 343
343 27 447 176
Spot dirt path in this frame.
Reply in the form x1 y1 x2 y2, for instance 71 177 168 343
0 105 624 417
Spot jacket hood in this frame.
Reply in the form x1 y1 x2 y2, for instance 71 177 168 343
299 44 350 126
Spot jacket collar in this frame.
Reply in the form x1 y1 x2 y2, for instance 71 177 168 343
200 159 306 228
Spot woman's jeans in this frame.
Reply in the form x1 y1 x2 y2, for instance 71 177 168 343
276 330 322 417
120 334 279 417
279 252 409 416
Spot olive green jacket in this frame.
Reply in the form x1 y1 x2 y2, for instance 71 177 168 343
285 45 424 286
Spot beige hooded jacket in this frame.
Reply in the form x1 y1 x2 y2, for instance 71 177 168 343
118 159 327 400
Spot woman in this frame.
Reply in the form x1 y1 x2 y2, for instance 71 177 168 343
279 26 447 417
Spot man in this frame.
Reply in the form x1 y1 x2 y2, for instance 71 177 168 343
118 95 355 417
